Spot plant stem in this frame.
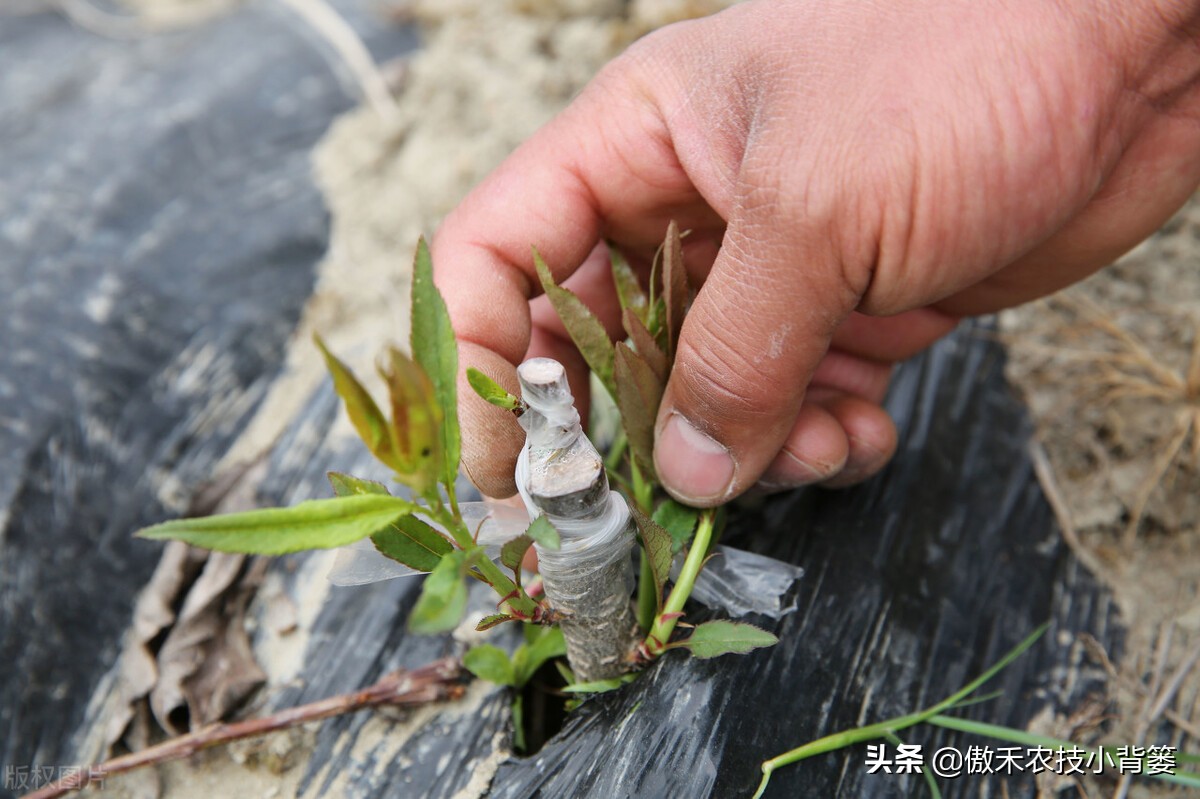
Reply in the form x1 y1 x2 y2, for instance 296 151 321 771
629 460 657 632
22 659 464 799
751 623 1050 799
604 428 628 473
427 505 538 617
644 508 716 656
636 556 656 633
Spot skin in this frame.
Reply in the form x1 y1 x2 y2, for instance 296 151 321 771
432 0 1200 506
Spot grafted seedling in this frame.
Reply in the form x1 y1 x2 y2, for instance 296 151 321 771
512 358 640 681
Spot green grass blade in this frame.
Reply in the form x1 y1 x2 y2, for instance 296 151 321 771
884 732 941 799
754 623 1050 799
928 714 1200 789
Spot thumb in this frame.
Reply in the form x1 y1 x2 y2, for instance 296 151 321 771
653 205 864 506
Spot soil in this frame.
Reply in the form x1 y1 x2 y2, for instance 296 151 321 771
1001 196 1200 797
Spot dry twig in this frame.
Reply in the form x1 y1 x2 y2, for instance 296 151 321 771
22 658 465 799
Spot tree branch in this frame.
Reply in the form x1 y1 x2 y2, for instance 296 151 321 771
23 658 466 799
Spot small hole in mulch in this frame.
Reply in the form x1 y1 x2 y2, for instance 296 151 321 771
514 660 568 756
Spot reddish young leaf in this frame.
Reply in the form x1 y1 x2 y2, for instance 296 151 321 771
630 504 673 612
662 221 689 360
623 309 668 382
610 246 647 319
377 347 443 496
614 342 664 482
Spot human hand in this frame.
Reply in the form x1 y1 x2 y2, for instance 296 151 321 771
433 0 1200 506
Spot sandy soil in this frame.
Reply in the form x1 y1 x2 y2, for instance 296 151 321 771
1001 196 1200 797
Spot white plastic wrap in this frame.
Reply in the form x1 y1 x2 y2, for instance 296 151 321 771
684 545 804 619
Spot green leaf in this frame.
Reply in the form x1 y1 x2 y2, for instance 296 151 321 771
499 516 560 580
500 535 533 576
534 247 615 399
652 499 699 554
410 237 461 491
623 309 667 382
525 515 560 550
372 514 453 572
513 625 566 686
314 334 396 470
630 504 673 611
409 550 469 634
475 613 517 632
327 471 389 497
561 673 639 694
669 620 778 659
466 367 522 412
610 247 647 318
614 343 664 482
463 644 515 686
662 221 689 359
136 495 417 554
378 347 443 495
554 660 576 685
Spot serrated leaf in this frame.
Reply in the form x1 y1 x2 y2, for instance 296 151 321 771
314 334 397 470
378 347 442 495
136 494 417 554
500 534 532 578
623 309 667 382
466 367 521 412
372 514 453 572
652 499 699 554
669 620 778 659
475 613 517 632
463 644 515 686
499 516 560 580
663 221 688 360
410 237 461 491
561 673 639 693
409 550 469 634
328 472 389 497
534 248 615 399
525 515 560 550
513 625 566 686
614 343 664 482
610 247 647 318
630 504 673 611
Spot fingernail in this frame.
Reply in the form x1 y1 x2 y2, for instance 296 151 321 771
655 413 735 503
